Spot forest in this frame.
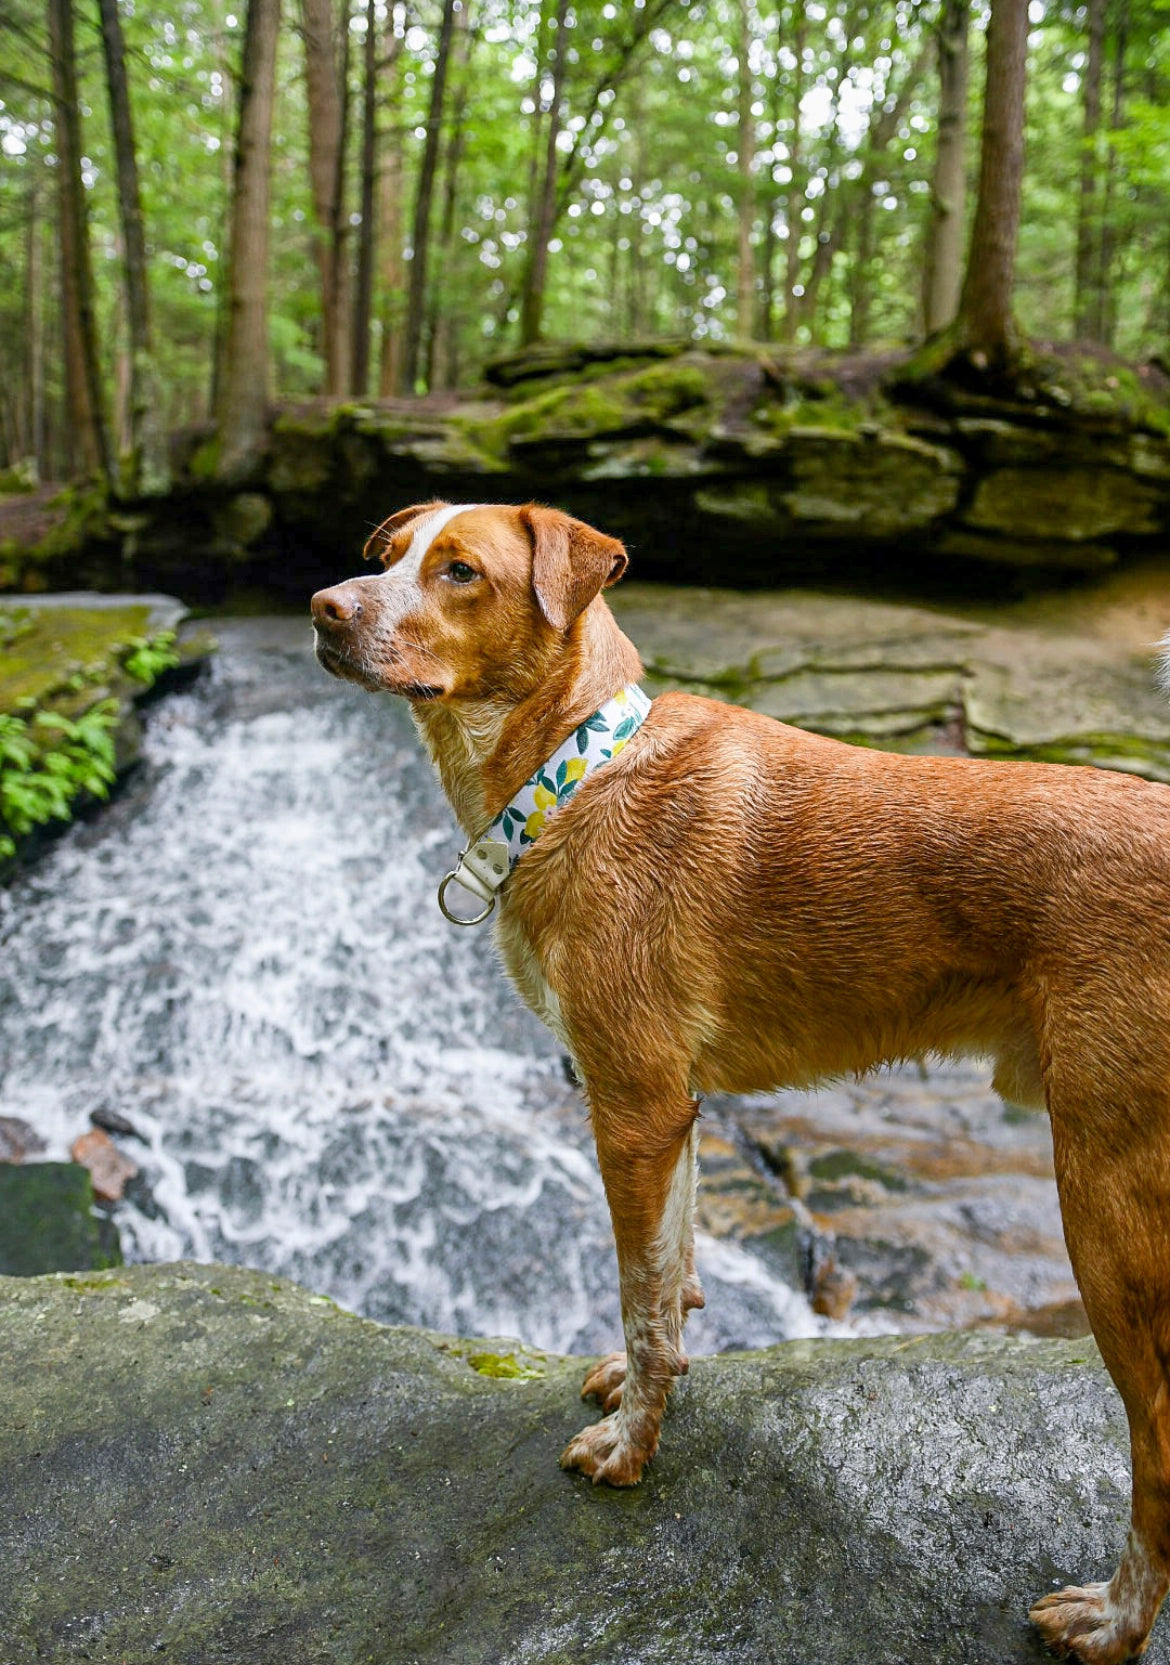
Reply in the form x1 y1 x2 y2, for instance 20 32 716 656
0 0 1167 493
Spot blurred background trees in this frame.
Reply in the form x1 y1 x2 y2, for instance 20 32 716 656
0 0 1167 483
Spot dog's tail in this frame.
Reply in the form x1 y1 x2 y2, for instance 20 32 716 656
1159 633 1170 699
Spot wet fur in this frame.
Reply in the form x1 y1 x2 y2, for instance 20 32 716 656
313 504 1170 1664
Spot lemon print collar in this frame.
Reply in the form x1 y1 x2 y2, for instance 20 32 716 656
437 684 652 926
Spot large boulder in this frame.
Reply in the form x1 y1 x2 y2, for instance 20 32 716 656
0 1261 1158 1663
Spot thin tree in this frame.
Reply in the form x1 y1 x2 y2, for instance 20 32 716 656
778 4 807 343
97 0 169 494
518 0 679 347
399 0 458 392
25 157 46 477
735 0 757 339
47 0 109 480
425 3 477 387
376 20 407 397
302 0 350 394
351 0 378 393
922 0 969 336
953 0 1029 366
519 0 570 347
214 0 280 474
1074 0 1106 340
1094 1 1127 346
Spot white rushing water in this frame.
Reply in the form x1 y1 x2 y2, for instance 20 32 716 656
0 617 834 1353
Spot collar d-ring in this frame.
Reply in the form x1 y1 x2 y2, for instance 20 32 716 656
437 868 496 926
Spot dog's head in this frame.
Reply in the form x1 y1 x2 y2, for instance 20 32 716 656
310 502 628 702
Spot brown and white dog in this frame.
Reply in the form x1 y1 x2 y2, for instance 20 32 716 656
312 501 1170 1665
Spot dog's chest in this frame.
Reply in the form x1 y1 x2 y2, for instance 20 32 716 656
495 910 573 1056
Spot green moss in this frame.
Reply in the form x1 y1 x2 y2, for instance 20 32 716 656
807 1150 907 1191
0 1164 122 1276
466 358 716 459
464 1351 547 1381
0 604 154 711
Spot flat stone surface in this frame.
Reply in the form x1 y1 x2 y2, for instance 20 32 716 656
0 1261 1160 1665
611 580 1170 780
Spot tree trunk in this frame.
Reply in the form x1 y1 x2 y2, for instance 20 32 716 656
735 0 756 339
25 160 46 478
400 0 457 392
1073 0 1105 340
47 0 109 481
351 0 377 394
922 0 969 336
207 0 237 417
954 0 1029 366
376 75 406 394
97 0 169 494
1096 2 1127 347
848 193 875 347
302 0 349 394
779 6 807 343
519 0 570 348
425 3 475 389
214 0 280 475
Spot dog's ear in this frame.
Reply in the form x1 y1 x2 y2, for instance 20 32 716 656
519 504 628 633
363 501 448 568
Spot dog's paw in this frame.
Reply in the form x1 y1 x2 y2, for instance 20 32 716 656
560 1414 655 1487
1030 1583 1150 1663
581 1351 626 1410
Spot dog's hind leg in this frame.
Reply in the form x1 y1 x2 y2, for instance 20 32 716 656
1030 1094 1170 1664
564 1096 700 1487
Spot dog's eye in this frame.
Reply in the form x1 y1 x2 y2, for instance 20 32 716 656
445 561 478 585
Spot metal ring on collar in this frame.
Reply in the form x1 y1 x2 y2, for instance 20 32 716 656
437 869 496 926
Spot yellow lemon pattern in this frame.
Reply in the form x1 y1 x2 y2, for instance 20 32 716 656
487 684 652 871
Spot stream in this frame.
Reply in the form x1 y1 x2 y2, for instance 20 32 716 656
0 617 838 1355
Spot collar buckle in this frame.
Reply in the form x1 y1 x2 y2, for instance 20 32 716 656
436 836 510 927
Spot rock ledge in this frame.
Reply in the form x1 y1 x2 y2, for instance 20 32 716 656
0 1261 1157 1663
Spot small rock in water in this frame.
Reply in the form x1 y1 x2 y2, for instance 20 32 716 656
90 1106 146 1143
0 1117 47 1165
70 1129 139 1203
812 1257 859 1321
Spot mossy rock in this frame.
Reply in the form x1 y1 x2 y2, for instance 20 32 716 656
3 1261 1165 1663
964 465 1163 543
0 1163 122 1276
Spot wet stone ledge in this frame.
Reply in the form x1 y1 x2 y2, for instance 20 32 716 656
0 1261 1160 1665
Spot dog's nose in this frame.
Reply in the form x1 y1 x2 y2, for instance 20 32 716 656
312 585 363 631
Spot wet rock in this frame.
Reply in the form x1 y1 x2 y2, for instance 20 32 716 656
610 582 1170 785
0 1163 122 1275
0 1115 45 1163
0 1261 1160 1664
70 1128 139 1203
89 1105 146 1142
716 1065 1084 1336
811 1256 859 1321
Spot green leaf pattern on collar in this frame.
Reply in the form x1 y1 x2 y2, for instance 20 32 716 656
488 684 652 865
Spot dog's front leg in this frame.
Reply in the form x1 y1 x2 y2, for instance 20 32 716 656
562 1101 699 1487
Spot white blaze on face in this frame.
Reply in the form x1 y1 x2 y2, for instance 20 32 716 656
370 502 486 630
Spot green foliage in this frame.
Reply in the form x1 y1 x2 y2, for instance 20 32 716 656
0 700 119 860
120 630 180 684
0 0 1167 471
0 608 34 649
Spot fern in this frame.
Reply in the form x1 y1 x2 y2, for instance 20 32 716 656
121 630 180 685
0 699 120 859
